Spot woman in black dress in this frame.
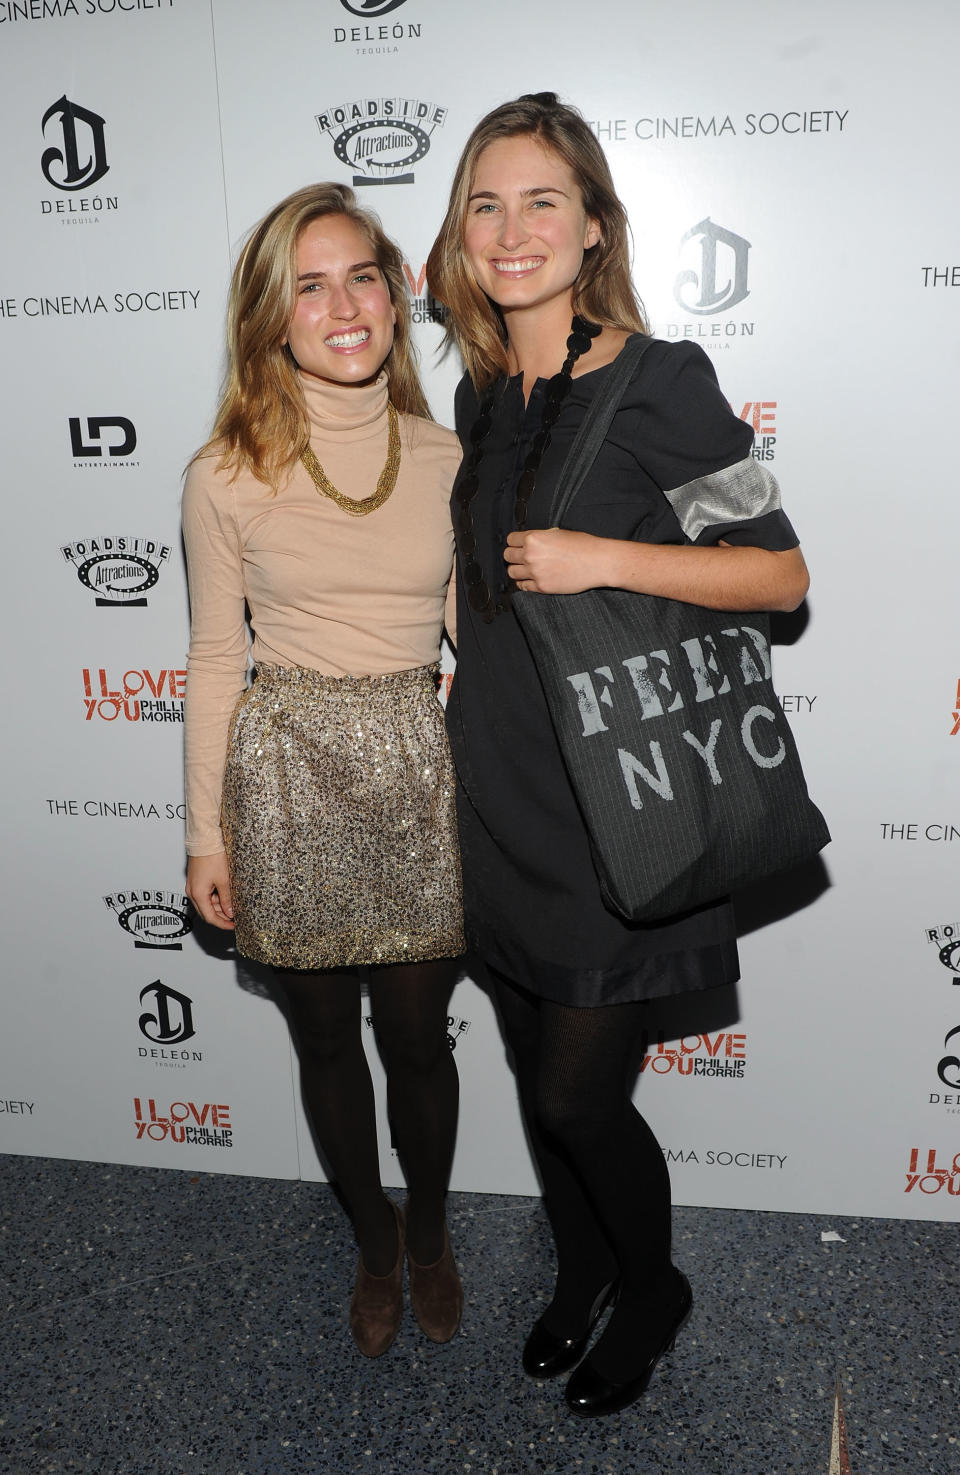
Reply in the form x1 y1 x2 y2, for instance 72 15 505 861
427 94 809 1416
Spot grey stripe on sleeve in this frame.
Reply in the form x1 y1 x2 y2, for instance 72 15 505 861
662 456 782 542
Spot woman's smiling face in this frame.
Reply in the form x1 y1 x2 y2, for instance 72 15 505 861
285 213 396 385
463 134 600 323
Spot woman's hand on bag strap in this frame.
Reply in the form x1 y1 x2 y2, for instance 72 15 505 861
504 528 611 595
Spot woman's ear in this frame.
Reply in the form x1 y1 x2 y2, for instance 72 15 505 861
584 217 602 250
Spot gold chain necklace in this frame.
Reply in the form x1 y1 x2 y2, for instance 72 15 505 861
300 402 401 517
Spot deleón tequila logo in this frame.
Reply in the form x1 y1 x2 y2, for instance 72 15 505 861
139 981 195 1045
675 217 751 315
41 95 108 192
339 0 408 13
936 1026 960 1091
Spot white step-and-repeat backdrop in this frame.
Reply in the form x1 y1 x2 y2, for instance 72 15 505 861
2 0 957 1221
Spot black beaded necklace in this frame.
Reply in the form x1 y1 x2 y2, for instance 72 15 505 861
455 315 601 622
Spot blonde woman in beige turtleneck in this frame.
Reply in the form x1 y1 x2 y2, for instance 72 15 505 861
182 185 464 1358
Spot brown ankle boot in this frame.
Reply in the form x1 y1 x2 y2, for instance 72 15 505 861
407 1225 463 1344
349 1201 404 1358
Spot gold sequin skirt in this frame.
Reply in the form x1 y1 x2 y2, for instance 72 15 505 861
221 662 464 970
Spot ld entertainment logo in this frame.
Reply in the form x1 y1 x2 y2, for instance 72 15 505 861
316 98 446 186
104 889 192 949
139 981 195 1045
62 537 169 607
675 218 751 315
41 95 108 191
69 416 136 461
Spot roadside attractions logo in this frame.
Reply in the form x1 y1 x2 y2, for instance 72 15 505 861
364 1012 472 1052
924 926 959 1115
63 537 169 606
665 218 755 349
40 94 117 224
104 888 192 950
82 665 185 722
445 1015 470 1051
138 980 203 1069
403 262 445 325
315 98 446 187
950 679 960 737
926 923 960 982
904 1148 960 1196
641 1031 746 1079
134 1097 232 1147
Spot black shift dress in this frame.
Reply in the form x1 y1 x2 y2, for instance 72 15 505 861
446 337 799 1007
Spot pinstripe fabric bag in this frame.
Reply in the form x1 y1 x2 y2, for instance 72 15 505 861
512 335 830 922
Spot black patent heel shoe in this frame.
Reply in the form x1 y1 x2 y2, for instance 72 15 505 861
522 1279 618 1379
564 1270 692 1417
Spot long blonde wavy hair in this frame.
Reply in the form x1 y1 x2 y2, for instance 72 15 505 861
427 93 649 391
200 183 430 489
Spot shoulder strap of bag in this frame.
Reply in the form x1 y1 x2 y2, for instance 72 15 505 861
548 333 658 527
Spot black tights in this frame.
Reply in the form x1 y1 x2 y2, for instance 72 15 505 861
496 974 678 1377
279 958 458 1274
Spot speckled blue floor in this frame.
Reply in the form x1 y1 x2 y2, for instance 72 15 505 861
0 1157 954 1475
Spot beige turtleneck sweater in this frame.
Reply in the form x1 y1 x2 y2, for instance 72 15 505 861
182 371 461 856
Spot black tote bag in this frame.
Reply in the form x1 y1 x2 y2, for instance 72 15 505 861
512 335 830 922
